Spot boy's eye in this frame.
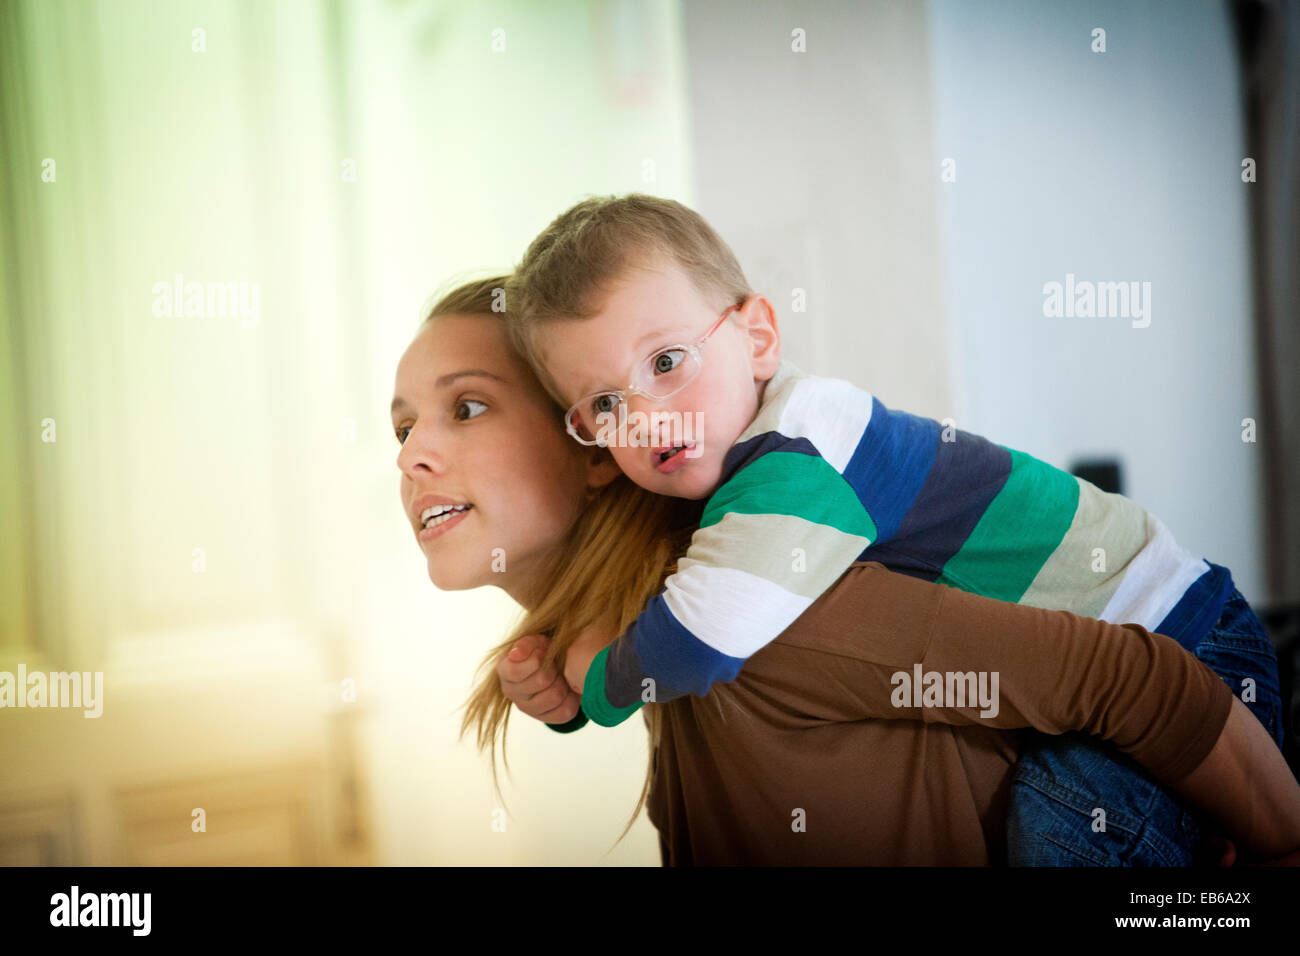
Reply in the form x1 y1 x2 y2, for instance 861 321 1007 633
651 348 686 375
455 399 488 421
395 426 411 445
591 393 622 416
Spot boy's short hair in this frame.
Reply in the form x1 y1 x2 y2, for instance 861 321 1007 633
506 194 753 403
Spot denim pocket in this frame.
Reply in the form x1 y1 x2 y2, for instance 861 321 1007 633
1006 732 1199 866
1193 594 1285 749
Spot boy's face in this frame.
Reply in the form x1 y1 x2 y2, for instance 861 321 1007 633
534 255 780 500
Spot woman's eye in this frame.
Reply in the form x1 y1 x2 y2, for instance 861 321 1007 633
455 399 488 421
652 348 685 375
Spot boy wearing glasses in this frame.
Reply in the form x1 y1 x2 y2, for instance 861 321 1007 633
503 193 1283 863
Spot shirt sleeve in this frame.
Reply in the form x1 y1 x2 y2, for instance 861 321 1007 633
580 441 878 727
761 562 1234 784
544 711 588 734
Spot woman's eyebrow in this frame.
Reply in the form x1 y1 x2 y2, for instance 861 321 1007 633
389 370 507 416
434 368 508 388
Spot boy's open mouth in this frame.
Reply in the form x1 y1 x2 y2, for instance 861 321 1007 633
652 442 697 474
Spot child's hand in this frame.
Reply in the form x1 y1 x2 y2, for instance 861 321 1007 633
497 633 581 724
563 624 615 697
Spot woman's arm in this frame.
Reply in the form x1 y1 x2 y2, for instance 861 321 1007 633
759 562 1300 860
916 574 1300 860
1173 694 1300 863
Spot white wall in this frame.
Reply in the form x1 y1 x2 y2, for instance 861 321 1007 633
928 0 1264 601
686 0 1263 603
682 0 953 422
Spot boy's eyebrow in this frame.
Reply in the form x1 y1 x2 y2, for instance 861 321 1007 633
632 327 668 352
632 322 687 352
389 369 507 415
574 326 685 397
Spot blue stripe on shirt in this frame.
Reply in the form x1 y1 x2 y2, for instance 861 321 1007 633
1154 561 1235 652
720 432 820 485
602 593 749 707
843 395 939 545
862 425 1013 581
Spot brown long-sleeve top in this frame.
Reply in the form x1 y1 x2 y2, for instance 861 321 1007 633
644 561 1234 865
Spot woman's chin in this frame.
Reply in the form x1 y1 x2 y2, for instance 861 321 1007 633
424 555 492 592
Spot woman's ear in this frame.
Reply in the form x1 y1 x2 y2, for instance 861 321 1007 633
585 445 622 490
740 295 781 381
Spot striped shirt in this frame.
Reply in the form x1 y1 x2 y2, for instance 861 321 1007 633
580 360 1231 727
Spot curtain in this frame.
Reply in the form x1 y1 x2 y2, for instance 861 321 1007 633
1232 0 1300 608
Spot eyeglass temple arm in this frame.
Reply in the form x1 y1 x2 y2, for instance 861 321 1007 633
700 301 745 345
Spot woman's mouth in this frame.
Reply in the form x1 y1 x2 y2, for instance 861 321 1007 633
419 503 473 541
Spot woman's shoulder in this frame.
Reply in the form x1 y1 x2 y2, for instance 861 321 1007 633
768 561 944 665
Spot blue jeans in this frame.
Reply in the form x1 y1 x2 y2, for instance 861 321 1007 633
1005 577 1285 866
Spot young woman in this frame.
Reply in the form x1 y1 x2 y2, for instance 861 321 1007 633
392 275 1300 865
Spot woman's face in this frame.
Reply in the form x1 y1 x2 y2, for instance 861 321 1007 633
391 313 617 606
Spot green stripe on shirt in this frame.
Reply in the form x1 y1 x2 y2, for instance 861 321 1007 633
1018 477 1148 617
937 448 1080 602
701 451 878 542
582 645 646 726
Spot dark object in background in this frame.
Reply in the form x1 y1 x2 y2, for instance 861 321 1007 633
1070 458 1123 495
1230 0 1300 608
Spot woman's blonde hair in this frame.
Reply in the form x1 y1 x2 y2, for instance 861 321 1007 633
426 273 703 843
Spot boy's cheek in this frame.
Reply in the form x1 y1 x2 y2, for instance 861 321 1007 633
608 446 637 475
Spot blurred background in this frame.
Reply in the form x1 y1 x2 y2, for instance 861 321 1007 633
1 0 1296 865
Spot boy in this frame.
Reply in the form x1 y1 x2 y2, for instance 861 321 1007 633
503 194 1283 758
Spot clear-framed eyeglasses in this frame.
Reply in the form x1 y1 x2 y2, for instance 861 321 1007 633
564 301 743 446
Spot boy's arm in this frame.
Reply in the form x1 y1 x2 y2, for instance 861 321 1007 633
545 711 588 733
578 446 877 726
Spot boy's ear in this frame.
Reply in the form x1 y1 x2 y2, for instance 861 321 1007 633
740 294 781 380
585 445 622 490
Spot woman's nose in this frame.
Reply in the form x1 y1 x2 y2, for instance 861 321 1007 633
397 421 448 476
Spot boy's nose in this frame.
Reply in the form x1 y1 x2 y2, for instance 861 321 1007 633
627 391 665 416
